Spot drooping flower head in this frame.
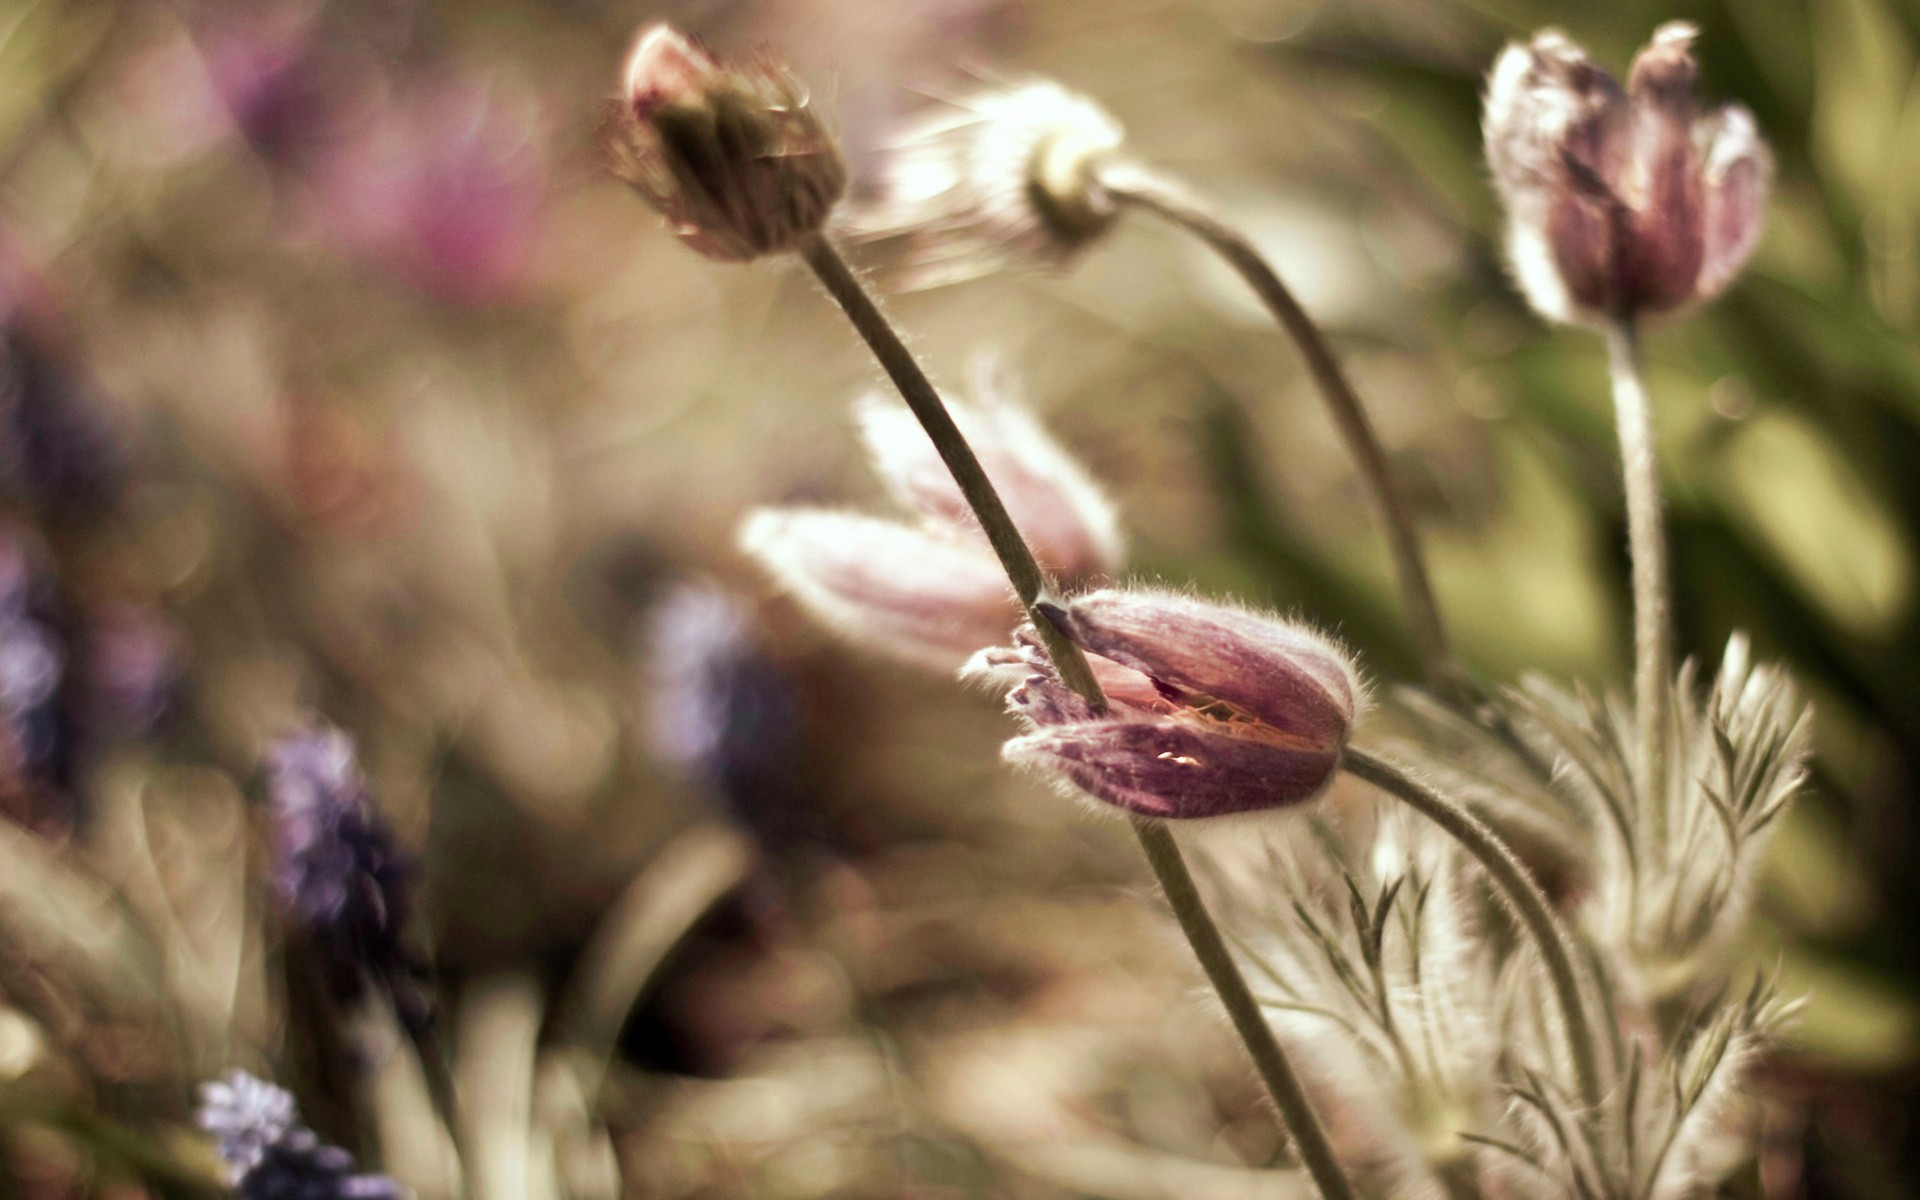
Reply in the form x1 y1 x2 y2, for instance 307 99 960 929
848 80 1125 288
198 1070 401 1199
1483 23 1770 325
740 364 1120 672
971 589 1361 819
265 727 420 1023
604 24 847 262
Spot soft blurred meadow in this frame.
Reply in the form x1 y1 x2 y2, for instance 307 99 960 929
0 0 1917 1195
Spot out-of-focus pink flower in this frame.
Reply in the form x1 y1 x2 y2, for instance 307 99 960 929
969 590 1360 819
738 508 1015 670
855 359 1121 581
1483 23 1771 325
314 80 547 306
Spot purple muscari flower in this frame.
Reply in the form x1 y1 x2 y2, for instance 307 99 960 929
644 583 818 849
1483 23 1771 325
0 530 76 830
0 332 130 519
266 729 421 1024
968 590 1361 819
198 1071 402 1200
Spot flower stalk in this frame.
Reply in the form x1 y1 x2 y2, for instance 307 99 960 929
799 230 1356 1200
1094 163 1455 694
1341 746 1607 1113
1604 319 1672 839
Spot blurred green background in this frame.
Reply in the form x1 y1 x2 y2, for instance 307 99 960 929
0 0 1915 1195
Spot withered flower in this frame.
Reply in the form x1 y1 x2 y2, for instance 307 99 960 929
1483 23 1770 325
971 590 1361 819
847 80 1125 288
604 24 847 261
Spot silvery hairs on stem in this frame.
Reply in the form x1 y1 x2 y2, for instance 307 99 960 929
740 358 1122 672
198 1070 401 1199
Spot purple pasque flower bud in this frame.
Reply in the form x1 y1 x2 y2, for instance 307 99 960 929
739 507 1016 671
265 727 422 1025
198 1070 402 1199
1483 23 1771 326
854 358 1122 582
604 23 847 262
972 590 1361 819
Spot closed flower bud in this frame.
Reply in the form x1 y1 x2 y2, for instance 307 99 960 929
848 80 1124 289
1483 23 1771 325
738 507 1016 670
978 589 1361 819
604 23 847 262
854 359 1121 581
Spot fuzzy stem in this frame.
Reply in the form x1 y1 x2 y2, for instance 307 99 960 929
1133 819 1358 1200
1098 163 1456 694
801 233 1355 1199
1604 319 1671 845
1342 747 1607 1113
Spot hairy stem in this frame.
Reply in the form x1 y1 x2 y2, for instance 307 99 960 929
1098 163 1455 694
801 232 1355 1199
1604 319 1671 845
1133 819 1358 1200
1342 747 1607 1113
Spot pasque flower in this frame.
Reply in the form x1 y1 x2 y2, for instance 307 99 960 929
970 590 1360 819
198 1070 401 1199
741 368 1120 671
848 80 1125 288
1483 23 1770 325
604 24 847 261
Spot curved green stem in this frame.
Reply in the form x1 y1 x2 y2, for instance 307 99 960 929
1098 163 1456 695
801 232 1356 1200
1342 747 1608 1114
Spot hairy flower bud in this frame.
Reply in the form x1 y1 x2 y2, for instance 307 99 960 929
854 359 1122 580
848 80 1125 288
1483 23 1770 325
604 23 847 261
973 590 1361 819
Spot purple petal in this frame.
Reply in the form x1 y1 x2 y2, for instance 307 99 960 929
1004 718 1340 819
1695 104 1771 300
1051 591 1356 749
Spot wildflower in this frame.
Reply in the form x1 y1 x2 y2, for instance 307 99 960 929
1482 23 1771 325
853 359 1122 580
741 368 1119 672
643 583 818 846
0 530 73 831
198 1070 401 1199
739 508 1015 671
604 23 847 262
975 590 1360 819
266 727 422 1024
0 332 130 519
847 80 1125 288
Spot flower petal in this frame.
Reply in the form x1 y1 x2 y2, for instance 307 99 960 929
1048 590 1358 749
1004 718 1341 819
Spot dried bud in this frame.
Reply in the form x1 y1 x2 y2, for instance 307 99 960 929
977 590 1361 819
738 507 1016 670
854 359 1121 581
604 24 847 261
848 80 1125 288
198 1070 401 1199
1483 23 1770 325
